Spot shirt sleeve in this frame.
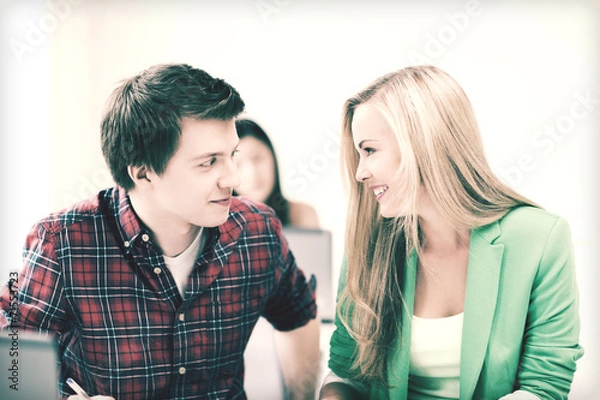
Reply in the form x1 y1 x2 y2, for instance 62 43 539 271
516 217 584 398
0 222 69 334
261 217 317 331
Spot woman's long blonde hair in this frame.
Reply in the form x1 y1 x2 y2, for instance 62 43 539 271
338 65 536 385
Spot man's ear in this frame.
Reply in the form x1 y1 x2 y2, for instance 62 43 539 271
127 165 153 185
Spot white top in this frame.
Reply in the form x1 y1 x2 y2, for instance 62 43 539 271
163 229 205 298
408 312 463 399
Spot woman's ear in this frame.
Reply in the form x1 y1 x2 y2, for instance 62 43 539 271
127 165 152 186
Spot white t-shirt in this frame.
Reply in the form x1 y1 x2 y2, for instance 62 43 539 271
163 229 205 299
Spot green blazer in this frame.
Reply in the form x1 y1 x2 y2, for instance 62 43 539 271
328 207 584 399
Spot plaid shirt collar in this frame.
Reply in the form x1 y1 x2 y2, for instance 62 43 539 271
113 186 145 247
109 186 246 279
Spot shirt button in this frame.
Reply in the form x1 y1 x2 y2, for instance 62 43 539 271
153 267 162 275
179 366 186 375
178 313 185 322
141 233 150 242
124 241 130 248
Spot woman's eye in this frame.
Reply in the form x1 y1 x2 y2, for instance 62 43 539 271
365 148 375 155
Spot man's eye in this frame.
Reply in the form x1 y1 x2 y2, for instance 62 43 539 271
364 148 375 155
199 157 217 167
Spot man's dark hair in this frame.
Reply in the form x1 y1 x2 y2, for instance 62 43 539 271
101 63 245 190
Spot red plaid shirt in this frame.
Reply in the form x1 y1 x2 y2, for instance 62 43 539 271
0 186 317 400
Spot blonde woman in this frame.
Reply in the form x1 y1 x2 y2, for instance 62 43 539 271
320 66 583 399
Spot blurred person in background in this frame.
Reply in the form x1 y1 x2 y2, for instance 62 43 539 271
234 118 320 229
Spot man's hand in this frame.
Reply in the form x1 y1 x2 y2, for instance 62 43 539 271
67 396 115 400
273 317 321 400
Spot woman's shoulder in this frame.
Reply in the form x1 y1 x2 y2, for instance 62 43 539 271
500 205 562 225
288 201 320 229
497 205 571 242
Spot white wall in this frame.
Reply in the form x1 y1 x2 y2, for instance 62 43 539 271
1 0 598 397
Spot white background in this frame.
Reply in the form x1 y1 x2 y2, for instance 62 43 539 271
1 0 598 397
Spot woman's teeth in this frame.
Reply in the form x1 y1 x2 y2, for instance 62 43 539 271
374 186 388 196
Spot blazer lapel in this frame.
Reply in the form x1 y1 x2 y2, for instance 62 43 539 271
460 221 504 399
382 250 418 400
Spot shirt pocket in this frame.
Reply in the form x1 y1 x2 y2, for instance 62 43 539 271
210 283 267 322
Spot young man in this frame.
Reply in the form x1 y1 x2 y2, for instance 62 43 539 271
0 63 320 399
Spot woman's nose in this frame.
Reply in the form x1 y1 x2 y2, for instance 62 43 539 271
355 160 371 182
